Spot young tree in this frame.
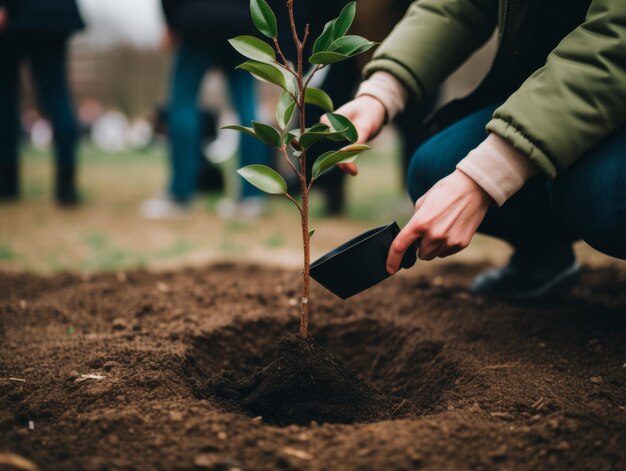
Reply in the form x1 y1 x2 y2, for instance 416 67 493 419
225 0 375 337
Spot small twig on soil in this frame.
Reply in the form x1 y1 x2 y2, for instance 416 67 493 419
391 399 408 417
484 363 519 370
75 373 105 382
0 377 26 382
281 447 313 461
370 352 382 373
532 397 547 411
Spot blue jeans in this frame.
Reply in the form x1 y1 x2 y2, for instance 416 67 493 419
0 33 79 197
407 103 626 260
167 40 269 202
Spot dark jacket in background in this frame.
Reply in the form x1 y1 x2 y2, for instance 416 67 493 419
161 0 339 60
162 0 258 43
0 0 84 34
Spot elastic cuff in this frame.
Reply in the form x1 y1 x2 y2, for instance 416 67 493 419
457 133 539 206
356 71 408 122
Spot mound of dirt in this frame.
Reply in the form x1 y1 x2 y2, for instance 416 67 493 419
211 334 389 425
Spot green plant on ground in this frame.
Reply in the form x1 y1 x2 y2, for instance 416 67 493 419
225 0 375 337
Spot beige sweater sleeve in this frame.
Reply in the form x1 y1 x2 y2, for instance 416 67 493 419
457 133 539 206
356 73 538 206
356 71 408 121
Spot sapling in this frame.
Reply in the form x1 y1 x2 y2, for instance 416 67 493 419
225 0 375 337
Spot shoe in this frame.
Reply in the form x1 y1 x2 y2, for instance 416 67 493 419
56 189 81 207
55 164 80 207
472 247 581 299
0 191 18 203
0 162 19 201
141 194 190 220
216 197 266 220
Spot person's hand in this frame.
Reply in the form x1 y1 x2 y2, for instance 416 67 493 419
0 8 8 31
160 27 177 52
386 170 492 274
321 95 386 176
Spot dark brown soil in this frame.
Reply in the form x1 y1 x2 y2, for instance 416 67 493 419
209 335 389 426
1 263 625 470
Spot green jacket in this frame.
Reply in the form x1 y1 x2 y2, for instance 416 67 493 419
363 0 626 177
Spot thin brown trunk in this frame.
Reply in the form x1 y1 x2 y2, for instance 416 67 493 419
287 0 310 338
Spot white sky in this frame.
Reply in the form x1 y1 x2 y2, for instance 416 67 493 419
76 0 165 48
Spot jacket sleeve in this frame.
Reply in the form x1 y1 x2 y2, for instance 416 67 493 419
487 0 626 177
363 0 498 104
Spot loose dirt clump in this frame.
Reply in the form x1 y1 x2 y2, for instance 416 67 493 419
211 334 389 425
1 263 626 470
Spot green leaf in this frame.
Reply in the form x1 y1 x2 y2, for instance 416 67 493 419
251 121 282 148
325 113 358 142
250 0 277 38
309 229 316 238
304 87 334 113
312 144 370 178
309 51 350 65
221 125 257 139
329 35 375 56
299 123 349 149
237 60 289 91
285 129 301 145
237 164 287 194
276 91 296 129
351 42 378 56
312 19 336 54
333 2 356 38
228 36 276 63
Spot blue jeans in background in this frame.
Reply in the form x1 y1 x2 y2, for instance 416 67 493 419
167 40 269 202
407 103 626 260
0 33 79 200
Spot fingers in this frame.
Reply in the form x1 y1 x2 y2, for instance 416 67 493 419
417 236 443 261
337 162 358 176
386 212 424 275
323 96 386 145
419 230 471 260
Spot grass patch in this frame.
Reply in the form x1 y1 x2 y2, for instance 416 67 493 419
0 244 19 261
263 232 285 248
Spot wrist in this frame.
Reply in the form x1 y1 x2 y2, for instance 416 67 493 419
454 169 493 205
356 94 387 124
356 71 408 122
456 134 538 206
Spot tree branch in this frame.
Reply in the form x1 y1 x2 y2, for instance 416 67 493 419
273 37 290 67
280 145 302 179
303 64 323 91
283 191 303 214
301 23 310 48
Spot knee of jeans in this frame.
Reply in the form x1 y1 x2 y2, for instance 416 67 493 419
584 210 626 260
406 143 438 203
554 184 626 260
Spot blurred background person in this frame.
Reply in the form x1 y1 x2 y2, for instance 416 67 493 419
0 0 84 205
141 0 271 220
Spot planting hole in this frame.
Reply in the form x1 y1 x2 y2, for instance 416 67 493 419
184 317 461 425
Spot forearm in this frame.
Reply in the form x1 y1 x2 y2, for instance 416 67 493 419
457 134 538 206
355 72 537 206
356 71 408 122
